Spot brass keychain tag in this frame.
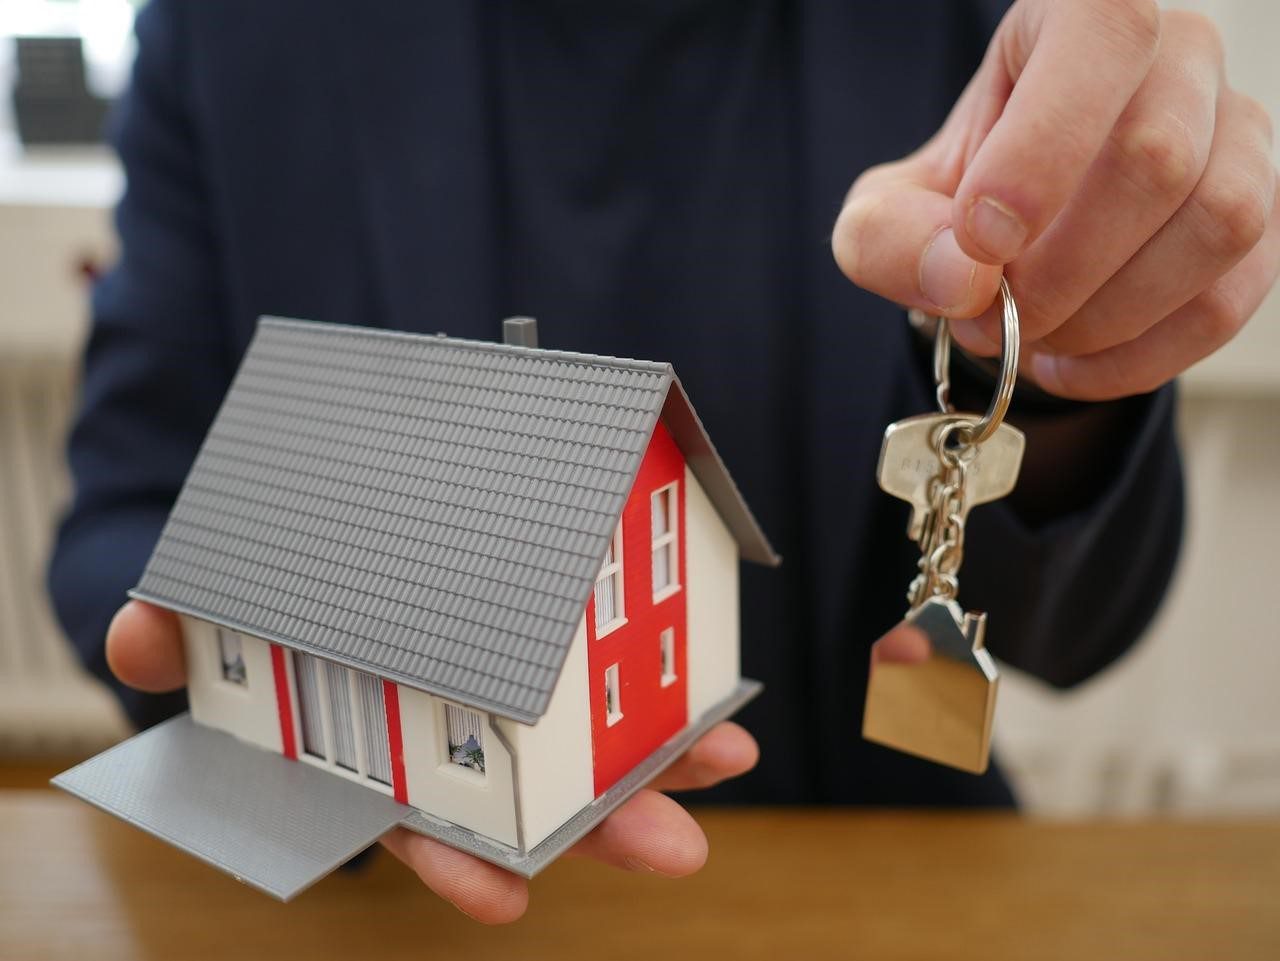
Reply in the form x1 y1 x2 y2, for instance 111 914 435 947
863 598 998 774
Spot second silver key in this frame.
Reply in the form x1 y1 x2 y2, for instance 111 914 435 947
877 412 1026 543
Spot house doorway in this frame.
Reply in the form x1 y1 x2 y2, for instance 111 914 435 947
292 652 393 792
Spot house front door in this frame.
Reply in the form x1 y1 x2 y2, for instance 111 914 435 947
291 652 394 791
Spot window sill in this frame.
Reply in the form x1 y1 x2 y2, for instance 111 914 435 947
606 711 624 727
595 616 628 639
652 584 682 605
298 753 396 797
437 762 489 788
660 674 678 688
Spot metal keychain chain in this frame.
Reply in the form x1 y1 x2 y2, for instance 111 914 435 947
863 279 1026 775
907 428 970 609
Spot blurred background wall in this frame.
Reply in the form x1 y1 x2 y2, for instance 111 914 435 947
996 0 1280 816
0 0 1276 810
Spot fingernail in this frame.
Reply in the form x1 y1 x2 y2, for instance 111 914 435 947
688 761 720 787
918 227 977 311
1030 353 1061 392
949 316 999 355
966 197 1027 263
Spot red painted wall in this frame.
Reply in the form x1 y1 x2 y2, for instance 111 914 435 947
384 681 408 803
587 419 688 797
270 644 298 760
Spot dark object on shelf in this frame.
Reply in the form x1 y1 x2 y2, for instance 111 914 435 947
11 36 111 146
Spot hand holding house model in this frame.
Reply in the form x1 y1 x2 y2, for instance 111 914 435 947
55 316 778 900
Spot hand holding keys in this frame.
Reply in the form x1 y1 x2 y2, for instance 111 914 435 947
862 278 1023 775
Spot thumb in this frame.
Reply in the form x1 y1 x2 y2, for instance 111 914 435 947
105 600 188 692
832 31 1013 320
832 154 1003 319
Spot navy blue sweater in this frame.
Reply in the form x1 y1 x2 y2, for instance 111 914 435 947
49 0 1182 806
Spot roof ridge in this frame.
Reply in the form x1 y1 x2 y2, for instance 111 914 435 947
260 316 674 377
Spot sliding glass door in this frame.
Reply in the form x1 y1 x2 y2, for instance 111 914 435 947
292 652 392 791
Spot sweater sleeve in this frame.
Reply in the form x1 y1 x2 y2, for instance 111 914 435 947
930 354 1185 688
47 0 232 729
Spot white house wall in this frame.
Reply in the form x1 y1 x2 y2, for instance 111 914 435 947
396 687 518 848
498 617 593 849
684 465 741 721
180 615 281 754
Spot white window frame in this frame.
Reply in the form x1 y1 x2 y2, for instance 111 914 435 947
594 521 627 637
650 482 680 602
604 663 623 726
659 627 677 687
215 627 248 688
290 653 394 796
439 701 488 784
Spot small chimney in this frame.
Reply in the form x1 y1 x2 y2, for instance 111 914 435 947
502 316 538 348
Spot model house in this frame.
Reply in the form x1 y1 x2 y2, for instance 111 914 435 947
55 316 777 900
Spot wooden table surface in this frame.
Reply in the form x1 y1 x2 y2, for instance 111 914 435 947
1 785 1277 961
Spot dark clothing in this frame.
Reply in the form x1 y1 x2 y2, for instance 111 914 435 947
49 0 1183 807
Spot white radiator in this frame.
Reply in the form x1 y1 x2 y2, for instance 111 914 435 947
0 355 128 757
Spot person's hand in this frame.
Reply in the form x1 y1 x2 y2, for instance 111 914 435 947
833 0 1278 401
106 600 758 923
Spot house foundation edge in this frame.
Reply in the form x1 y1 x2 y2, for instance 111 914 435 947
398 678 762 878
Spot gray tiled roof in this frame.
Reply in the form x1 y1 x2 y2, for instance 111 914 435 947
133 318 776 723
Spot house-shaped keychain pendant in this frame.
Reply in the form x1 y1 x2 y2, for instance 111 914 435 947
55 317 778 900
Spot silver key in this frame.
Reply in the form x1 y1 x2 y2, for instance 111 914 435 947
877 411 1026 543
866 430 1001 774
864 280 1024 777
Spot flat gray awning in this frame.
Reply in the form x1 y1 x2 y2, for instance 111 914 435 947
53 714 411 900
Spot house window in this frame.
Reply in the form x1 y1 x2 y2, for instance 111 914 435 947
445 704 486 774
659 627 677 686
651 483 679 600
216 628 246 686
292 652 392 790
604 663 623 726
594 522 625 635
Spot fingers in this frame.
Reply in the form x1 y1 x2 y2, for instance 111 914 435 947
380 724 750 920
1041 87 1276 355
953 0 1162 264
834 0 1274 400
985 10 1222 346
834 0 1170 325
568 788 709 877
1030 180 1280 400
832 167 1003 318
105 600 187 692
380 828 529 924
647 721 760 792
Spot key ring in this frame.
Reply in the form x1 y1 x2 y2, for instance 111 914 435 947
915 276 1021 447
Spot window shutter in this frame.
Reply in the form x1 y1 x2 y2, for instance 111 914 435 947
322 662 356 771
293 652 325 759
358 674 392 785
